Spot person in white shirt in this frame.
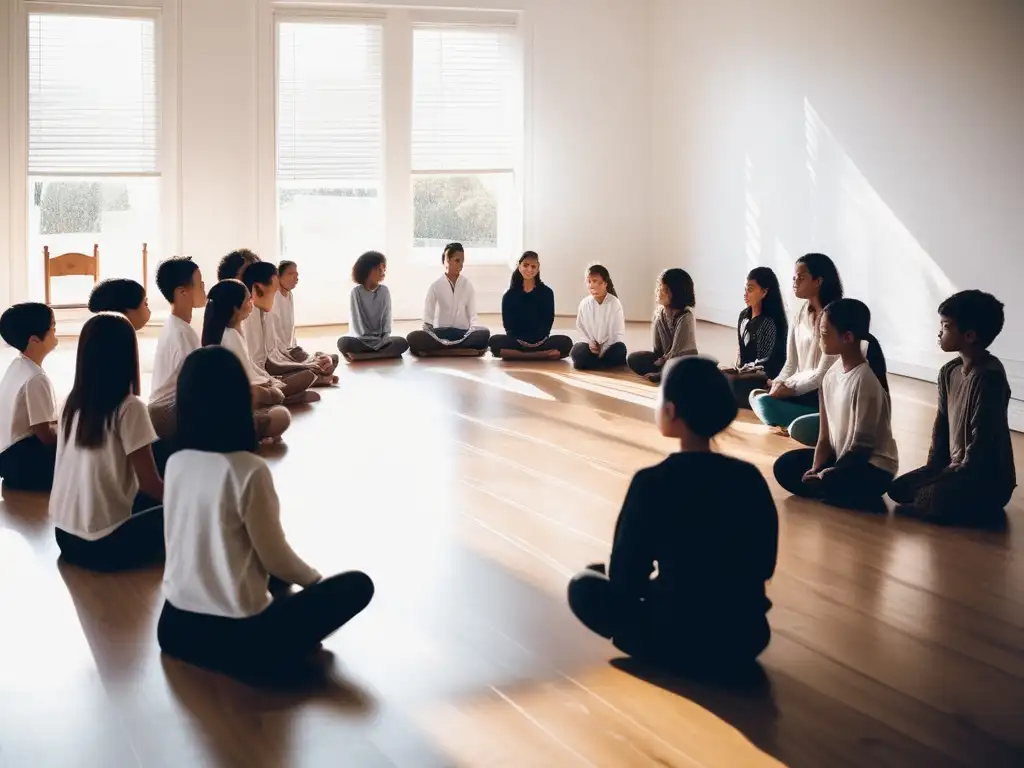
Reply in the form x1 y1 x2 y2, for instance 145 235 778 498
275 260 339 383
773 298 898 510
147 257 206 455
571 264 628 370
50 313 166 571
157 346 374 680
337 251 410 361
407 243 491 357
201 280 291 442
749 253 844 445
0 303 59 491
240 262 319 403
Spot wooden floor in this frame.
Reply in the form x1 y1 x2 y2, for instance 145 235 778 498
2 318 1023 768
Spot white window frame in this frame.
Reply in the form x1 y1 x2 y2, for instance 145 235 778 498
257 2 525 275
6 0 180 309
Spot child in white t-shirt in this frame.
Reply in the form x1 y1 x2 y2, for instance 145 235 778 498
0 303 59 491
571 264 628 370
147 257 207 456
88 278 152 331
157 346 374 680
50 313 165 571
275 260 338 383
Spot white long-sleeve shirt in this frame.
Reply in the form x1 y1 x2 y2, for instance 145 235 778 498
576 294 627 347
269 290 298 349
423 274 478 330
822 360 899 476
221 327 272 386
776 301 839 396
242 309 302 371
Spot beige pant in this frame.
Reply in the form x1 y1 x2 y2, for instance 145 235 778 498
150 393 290 442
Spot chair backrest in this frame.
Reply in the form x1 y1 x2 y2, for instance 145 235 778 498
43 244 100 307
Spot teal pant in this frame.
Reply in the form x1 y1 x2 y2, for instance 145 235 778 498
749 390 820 446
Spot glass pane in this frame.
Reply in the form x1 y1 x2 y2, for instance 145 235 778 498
28 176 160 305
412 172 516 264
278 183 383 326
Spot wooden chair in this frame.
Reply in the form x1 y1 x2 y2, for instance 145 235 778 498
43 244 100 308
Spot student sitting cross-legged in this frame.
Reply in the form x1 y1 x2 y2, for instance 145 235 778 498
721 267 788 408
888 290 1016 526
156 346 375 681
750 253 843 445
274 260 338 384
567 356 778 672
407 243 491 357
202 280 291 442
627 268 698 383
0 303 59 492
773 299 898 510
88 278 152 331
570 264 628 370
49 313 165 572
147 257 207 473
240 262 319 403
488 251 573 361
337 251 410 361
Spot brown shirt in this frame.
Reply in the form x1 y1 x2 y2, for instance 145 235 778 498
928 355 1016 496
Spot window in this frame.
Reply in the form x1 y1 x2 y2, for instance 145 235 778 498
276 20 383 325
28 13 160 305
411 25 521 263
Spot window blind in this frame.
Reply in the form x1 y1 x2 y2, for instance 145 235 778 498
412 25 519 173
277 21 383 182
28 14 159 175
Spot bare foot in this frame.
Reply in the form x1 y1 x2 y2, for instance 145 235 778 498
769 426 790 437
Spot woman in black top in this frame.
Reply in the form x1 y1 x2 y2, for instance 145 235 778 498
722 267 788 408
567 356 779 672
489 252 574 360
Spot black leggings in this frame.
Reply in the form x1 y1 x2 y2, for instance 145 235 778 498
724 370 770 409
570 341 628 370
157 571 374 679
567 568 770 669
0 435 56 492
626 351 661 379
407 327 491 356
55 494 164 572
488 334 573 359
337 336 410 358
889 465 1012 526
773 448 894 509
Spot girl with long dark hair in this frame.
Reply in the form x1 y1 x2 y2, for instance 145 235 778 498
749 253 843 444
722 266 789 407
157 346 374 681
489 251 574 360
49 313 165 571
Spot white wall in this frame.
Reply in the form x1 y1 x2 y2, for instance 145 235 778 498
0 0 653 322
650 0 1024 416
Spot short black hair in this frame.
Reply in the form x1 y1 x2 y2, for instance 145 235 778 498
241 261 278 292
218 249 259 281
442 242 464 264
352 251 386 285
176 346 258 454
938 290 1005 349
824 298 871 341
278 260 297 274
0 302 54 352
88 279 146 315
659 268 696 311
661 355 737 438
155 257 199 303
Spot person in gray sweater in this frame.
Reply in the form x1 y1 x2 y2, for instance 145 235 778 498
627 269 698 383
337 252 410 362
888 290 1016 526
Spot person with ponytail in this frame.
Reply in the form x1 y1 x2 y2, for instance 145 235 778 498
749 253 843 445
489 251 573 360
406 243 491 357
570 264 628 370
626 268 698 383
722 267 788 407
202 280 291 442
